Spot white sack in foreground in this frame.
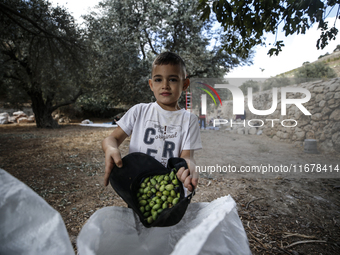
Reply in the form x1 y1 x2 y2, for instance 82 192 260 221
77 195 251 255
0 169 74 255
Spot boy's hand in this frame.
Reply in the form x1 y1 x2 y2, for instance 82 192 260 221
102 127 128 186
176 167 198 192
103 147 123 186
178 150 198 192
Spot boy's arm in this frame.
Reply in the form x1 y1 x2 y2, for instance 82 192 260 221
177 150 198 192
102 126 128 186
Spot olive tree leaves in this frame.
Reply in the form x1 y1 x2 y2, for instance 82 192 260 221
198 0 339 57
0 0 89 127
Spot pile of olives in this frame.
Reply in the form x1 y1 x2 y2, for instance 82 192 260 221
137 171 181 224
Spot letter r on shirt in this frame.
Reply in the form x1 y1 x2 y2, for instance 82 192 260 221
162 141 175 158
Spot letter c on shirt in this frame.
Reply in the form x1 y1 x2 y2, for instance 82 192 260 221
144 128 156 144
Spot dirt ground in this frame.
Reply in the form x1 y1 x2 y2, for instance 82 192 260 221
0 122 339 255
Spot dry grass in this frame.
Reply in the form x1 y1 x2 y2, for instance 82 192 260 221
1 123 340 254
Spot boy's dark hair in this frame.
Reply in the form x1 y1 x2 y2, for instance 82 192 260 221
152 52 187 78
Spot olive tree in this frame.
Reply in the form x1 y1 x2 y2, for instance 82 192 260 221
81 0 252 110
0 0 89 128
198 0 339 58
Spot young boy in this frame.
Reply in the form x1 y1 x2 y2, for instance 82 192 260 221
102 52 202 192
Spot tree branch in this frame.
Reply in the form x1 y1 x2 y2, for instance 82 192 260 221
1 11 40 37
144 29 158 55
140 41 146 60
3 73 21 82
51 89 83 112
0 2 55 38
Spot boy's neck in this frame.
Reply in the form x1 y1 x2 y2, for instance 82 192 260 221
155 101 181 111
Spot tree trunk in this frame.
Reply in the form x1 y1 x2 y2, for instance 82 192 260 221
28 89 58 128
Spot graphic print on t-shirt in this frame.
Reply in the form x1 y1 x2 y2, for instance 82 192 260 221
142 120 182 166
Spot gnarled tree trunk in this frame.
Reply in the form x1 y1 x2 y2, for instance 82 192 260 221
28 89 58 128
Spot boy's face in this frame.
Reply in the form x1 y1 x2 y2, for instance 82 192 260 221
149 64 190 111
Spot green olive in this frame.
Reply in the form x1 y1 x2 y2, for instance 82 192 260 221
172 179 179 185
140 206 145 213
139 200 147 206
165 184 174 191
172 198 179 205
158 175 164 182
159 185 165 192
152 204 161 210
147 216 153 224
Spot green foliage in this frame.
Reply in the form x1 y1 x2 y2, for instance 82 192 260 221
198 0 339 57
0 81 30 108
1 0 253 122
262 76 293 91
239 80 260 95
82 0 251 108
0 0 89 127
295 62 337 83
334 44 340 52
318 52 330 59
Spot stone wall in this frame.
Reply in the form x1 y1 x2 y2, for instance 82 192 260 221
207 78 340 153
0 107 34 117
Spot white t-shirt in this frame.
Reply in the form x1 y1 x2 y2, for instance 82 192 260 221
117 102 202 166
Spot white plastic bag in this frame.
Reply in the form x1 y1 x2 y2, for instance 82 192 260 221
77 195 251 255
0 169 74 255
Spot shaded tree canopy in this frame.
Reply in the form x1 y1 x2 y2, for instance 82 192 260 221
0 0 89 127
198 0 340 58
81 0 252 110
1 0 254 125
